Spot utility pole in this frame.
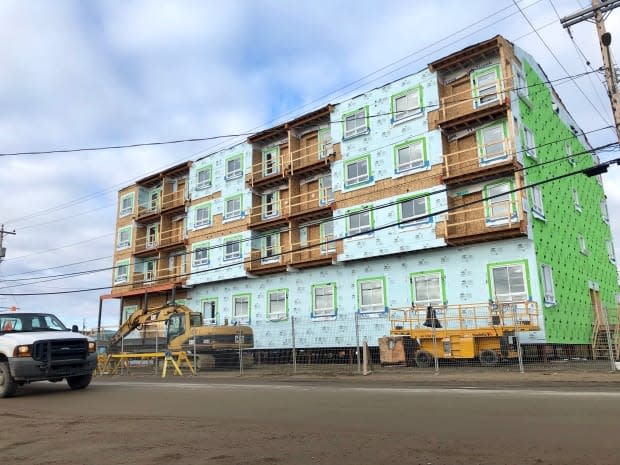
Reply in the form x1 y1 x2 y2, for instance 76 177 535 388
561 0 620 143
0 224 16 265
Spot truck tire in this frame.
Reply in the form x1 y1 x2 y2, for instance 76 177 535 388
0 361 18 398
479 349 499 367
414 350 433 368
66 373 92 390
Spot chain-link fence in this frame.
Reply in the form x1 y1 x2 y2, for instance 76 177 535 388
93 304 619 377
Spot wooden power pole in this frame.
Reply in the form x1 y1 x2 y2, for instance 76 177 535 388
0 224 16 264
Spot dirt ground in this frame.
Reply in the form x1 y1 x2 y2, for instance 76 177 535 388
1 372 619 465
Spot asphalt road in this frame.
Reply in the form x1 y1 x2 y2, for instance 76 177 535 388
1 378 619 465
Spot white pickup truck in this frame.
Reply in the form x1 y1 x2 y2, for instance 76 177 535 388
0 311 97 398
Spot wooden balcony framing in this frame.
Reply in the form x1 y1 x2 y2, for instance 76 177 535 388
134 228 187 256
126 267 187 291
160 189 186 213
290 240 338 269
245 249 289 275
289 138 337 177
435 75 512 131
246 164 287 189
443 138 521 186
247 197 289 231
444 196 526 246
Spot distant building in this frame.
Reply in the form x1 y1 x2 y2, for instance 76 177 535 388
103 35 619 355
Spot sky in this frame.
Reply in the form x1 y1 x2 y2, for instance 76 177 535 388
0 0 619 329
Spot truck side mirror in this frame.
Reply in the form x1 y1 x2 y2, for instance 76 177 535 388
71 325 79 333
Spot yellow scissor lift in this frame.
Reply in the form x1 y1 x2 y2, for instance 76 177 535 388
382 301 540 367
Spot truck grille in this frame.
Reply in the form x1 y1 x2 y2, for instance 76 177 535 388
32 339 89 363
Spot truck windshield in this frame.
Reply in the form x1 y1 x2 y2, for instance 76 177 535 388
0 313 69 333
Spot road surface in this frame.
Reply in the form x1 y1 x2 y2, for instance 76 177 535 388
1 378 618 465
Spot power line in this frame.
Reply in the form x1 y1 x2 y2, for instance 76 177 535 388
1 140 616 294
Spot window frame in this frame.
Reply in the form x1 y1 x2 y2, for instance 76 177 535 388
116 226 132 250
192 241 210 267
195 165 213 190
393 138 427 173
347 207 373 237
397 194 431 227
223 194 243 220
471 64 502 108
261 190 280 219
342 106 369 139
484 180 516 224
223 235 242 261
201 297 218 326
523 126 537 159
319 174 334 205
357 277 387 314
565 141 576 166
344 155 372 188
477 121 508 164
232 293 251 323
320 220 336 254
114 259 130 284
225 154 243 180
410 270 446 307
579 234 589 255
311 283 337 318
572 188 582 212
119 192 135 217
540 264 556 306
262 146 280 177
530 185 545 220
391 85 423 123
601 199 609 223
266 288 288 321
261 232 281 263
487 261 530 303
515 70 529 101
194 202 212 228
607 240 616 264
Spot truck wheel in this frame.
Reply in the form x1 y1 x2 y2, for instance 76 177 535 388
66 373 92 390
0 361 18 398
414 350 433 368
479 349 499 367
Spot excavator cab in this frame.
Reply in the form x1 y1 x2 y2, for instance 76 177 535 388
167 313 185 342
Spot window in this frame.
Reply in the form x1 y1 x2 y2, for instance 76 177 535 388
119 193 134 217
540 264 556 305
312 283 336 317
320 220 336 253
261 233 280 263
565 142 576 166
490 263 528 302
262 147 280 176
194 204 211 228
143 259 156 283
224 236 242 261
472 65 501 107
114 260 129 284
411 272 443 307
201 298 217 325
572 188 582 212
601 199 609 223
478 123 506 162
196 166 212 190
523 126 536 158
232 294 250 323
392 87 422 122
148 190 160 212
358 278 385 313
193 242 209 267
226 155 242 179
267 289 288 320
262 191 279 218
394 139 425 173
146 224 158 248
607 240 616 263
531 186 545 219
122 305 137 323
224 195 242 220
117 226 132 250
485 182 513 222
515 70 528 100
343 107 368 138
579 235 589 255
345 156 371 188
319 174 334 204
318 129 332 159
347 208 372 236
399 195 429 225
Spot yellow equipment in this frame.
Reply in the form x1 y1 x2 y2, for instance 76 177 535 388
106 304 253 369
381 301 540 367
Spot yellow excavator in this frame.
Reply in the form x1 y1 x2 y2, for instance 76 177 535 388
105 304 254 369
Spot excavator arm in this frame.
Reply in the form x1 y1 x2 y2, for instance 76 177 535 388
108 305 190 347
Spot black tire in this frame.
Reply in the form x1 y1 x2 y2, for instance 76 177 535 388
479 349 500 367
414 350 434 368
0 361 18 398
66 373 92 390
